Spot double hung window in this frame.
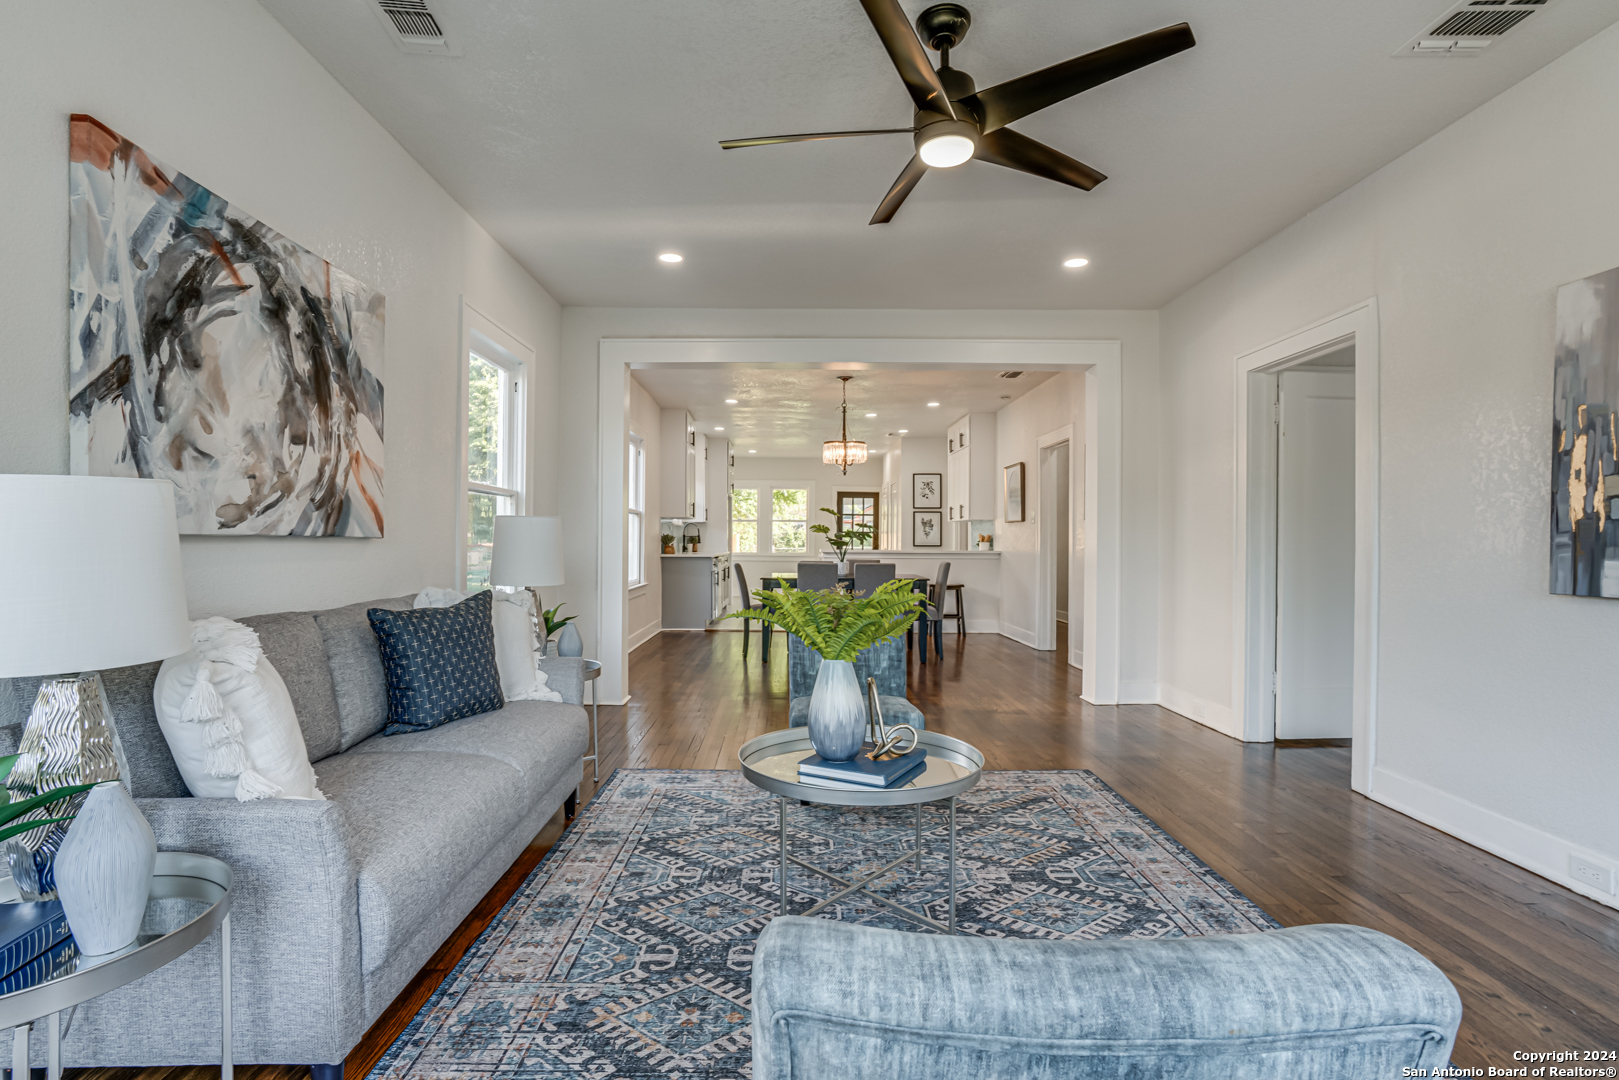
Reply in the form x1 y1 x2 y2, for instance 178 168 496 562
462 320 528 590
627 435 646 587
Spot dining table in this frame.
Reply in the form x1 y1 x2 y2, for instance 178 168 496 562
758 572 932 664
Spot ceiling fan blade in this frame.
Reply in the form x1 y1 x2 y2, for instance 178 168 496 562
720 128 915 150
965 23 1195 133
870 155 928 225
975 128 1106 190
857 0 956 120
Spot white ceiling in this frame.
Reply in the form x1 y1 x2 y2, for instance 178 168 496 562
630 364 1057 455
259 0 1619 309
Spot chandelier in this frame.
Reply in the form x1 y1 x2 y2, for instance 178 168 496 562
822 375 868 474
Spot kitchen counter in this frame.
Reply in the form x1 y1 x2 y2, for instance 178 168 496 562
661 552 730 629
661 551 726 558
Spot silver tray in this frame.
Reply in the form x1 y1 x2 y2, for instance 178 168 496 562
739 728 984 807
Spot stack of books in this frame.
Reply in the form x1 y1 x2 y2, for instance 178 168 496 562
798 746 928 790
0 900 77 993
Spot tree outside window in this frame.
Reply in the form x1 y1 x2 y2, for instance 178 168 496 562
772 488 808 553
732 488 759 553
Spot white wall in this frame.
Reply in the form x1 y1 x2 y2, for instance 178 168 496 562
896 438 947 551
1159 22 1619 905
626 375 662 648
0 0 561 618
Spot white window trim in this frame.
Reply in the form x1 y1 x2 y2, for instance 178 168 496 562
730 484 762 554
730 482 817 556
627 434 646 588
458 303 532 590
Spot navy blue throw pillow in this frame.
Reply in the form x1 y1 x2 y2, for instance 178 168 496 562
369 590 504 735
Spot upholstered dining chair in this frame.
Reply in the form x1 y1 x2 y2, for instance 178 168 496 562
796 561 839 591
852 562 896 597
922 562 950 659
733 563 763 662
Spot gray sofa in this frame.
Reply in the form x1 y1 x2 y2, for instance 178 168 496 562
753 917 1463 1079
0 593 590 1074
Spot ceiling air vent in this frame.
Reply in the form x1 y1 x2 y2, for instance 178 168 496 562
1396 0 1555 56
372 0 460 56
998 371 1024 379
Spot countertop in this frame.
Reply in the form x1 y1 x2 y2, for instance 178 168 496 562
661 551 729 558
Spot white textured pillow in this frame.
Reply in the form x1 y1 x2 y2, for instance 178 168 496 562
153 618 324 801
413 588 562 702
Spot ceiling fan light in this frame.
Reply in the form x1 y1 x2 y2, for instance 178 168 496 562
915 118 978 168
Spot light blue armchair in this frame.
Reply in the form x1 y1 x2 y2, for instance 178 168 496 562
787 634 925 732
752 917 1462 1080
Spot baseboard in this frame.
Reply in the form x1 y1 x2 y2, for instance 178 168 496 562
1117 679 1159 705
1372 766 1619 911
998 623 1038 648
1157 683 1241 740
628 619 661 652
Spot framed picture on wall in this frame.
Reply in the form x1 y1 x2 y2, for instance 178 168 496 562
1004 462 1026 522
913 510 943 547
912 472 942 509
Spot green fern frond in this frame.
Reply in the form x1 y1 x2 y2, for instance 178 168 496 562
723 577 922 661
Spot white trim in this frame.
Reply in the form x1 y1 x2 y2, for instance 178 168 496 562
596 338 1125 706
458 300 534 589
1232 299 1380 795
998 623 1038 648
1035 426 1075 655
1373 767 1618 911
1159 682 1239 737
629 617 662 652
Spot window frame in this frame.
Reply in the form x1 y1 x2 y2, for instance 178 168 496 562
835 490 880 551
731 485 761 554
627 434 646 588
459 308 531 591
769 485 811 554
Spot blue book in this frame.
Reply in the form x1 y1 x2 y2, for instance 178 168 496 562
797 758 927 791
799 747 928 787
0 901 71 981
0 936 78 994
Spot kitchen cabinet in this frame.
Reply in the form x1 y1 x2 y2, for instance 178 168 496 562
946 413 997 522
660 408 698 519
661 553 730 628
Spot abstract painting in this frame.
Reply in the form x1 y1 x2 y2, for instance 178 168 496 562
1552 266 1619 596
913 510 942 547
68 115 385 537
1004 461 1025 522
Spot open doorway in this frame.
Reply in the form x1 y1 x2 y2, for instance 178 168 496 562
1037 440 1071 653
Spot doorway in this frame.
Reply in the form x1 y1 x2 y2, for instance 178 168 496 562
1035 431 1078 660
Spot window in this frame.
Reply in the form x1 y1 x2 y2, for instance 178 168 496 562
627 435 646 587
771 488 808 553
836 491 879 550
463 328 526 590
732 487 759 553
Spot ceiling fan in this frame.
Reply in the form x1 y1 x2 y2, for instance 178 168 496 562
719 2 1195 224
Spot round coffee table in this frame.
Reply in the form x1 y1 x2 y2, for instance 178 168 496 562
0 852 232 1080
739 728 983 934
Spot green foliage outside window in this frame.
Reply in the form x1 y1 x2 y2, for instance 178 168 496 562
468 356 501 485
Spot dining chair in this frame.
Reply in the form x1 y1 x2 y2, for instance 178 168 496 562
796 561 839 591
923 562 950 659
733 563 761 662
852 561 896 597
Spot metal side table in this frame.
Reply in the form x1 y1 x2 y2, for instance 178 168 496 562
740 729 983 934
581 660 603 782
0 852 232 1080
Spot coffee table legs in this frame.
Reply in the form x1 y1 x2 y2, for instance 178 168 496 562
915 804 922 870
948 796 957 934
778 798 788 913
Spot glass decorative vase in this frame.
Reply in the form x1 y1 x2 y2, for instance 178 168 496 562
807 658 865 762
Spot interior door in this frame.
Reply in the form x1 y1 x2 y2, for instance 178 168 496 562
1275 369 1356 739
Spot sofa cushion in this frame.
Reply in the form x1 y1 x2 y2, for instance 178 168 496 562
347 699 589 801
369 592 505 736
313 595 414 751
316 748 529 974
238 610 342 762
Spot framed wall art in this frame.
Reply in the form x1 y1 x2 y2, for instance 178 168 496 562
1553 265 1619 596
912 472 942 509
1004 462 1025 522
913 510 942 547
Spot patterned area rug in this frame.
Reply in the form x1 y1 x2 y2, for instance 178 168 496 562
371 769 1279 1080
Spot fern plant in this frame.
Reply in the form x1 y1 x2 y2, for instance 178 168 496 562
725 578 923 661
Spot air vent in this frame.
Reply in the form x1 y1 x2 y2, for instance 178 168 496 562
1396 0 1554 56
372 0 460 56
998 371 1024 379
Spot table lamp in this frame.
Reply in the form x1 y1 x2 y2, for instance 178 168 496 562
490 515 565 650
0 475 191 880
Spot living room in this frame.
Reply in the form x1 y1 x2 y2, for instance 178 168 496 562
3 1 1619 1078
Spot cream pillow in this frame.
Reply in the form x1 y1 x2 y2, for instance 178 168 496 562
414 588 562 702
153 618 324 801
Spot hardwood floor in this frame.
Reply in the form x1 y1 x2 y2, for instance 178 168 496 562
78 624 1619 1080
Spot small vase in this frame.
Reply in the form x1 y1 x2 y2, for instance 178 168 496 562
556 622 584 657
53 782 156 956
807 658 865 762
836 559 849 576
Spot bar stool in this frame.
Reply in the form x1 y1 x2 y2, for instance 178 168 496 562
944 583 966 634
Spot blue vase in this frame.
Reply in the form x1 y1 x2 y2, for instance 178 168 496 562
807 659 865 762
556 622 583 657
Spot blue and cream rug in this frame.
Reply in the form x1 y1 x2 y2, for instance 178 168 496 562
372 769 1279 1080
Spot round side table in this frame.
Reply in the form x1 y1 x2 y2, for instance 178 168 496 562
581 660 603 782
0 852 232 1080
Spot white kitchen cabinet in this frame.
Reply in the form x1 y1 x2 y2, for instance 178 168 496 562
660 408 698 519
945 413 997 523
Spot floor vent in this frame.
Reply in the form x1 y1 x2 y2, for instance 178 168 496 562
374 0 459 56
1396 0 1554 56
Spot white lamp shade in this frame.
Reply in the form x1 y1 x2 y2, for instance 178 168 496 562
0 475 191 678
491 516 565 588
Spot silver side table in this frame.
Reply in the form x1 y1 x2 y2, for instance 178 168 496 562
581 660 603 782
739 729 984 934
0 852 232 1080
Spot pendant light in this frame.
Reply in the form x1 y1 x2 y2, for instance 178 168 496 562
822 375 868 474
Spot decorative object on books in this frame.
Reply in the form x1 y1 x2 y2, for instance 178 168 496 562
371 768 1279 1080
68 115 385 537
913 509 942 547
727 579 923 761
810 506 876 573
912 472 942 510
153 617 325 801
52 781 158 956
0 475 191 898
1552 265 1619 595
412 588 562 702
369 591 505 735
491 516 566 651
865 676 919 760
1004 461 1026 522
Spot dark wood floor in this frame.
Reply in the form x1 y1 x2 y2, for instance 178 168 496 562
82 625 1619 1080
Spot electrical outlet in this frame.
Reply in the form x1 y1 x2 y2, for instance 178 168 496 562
1569 854 1616 894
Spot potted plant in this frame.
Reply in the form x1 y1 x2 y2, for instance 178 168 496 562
809 507 876 574
661 533 676 554
726 579 922 760
543 602 583 657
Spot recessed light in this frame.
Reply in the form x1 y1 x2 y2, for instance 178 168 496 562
724 398 737 404
865 412 876 418
714 426 724 431
898 429 908 434
926 402 940 407
658 252 683 264
748 449 756 453
1063 257 1088 269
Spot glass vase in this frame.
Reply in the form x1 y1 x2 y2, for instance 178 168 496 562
808 658 865 762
